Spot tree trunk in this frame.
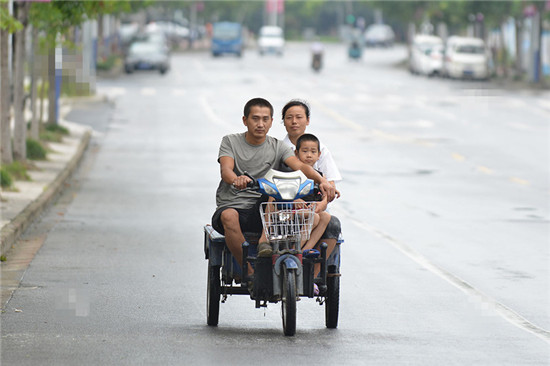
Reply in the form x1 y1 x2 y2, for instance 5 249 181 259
0 2 13 165
533 3 544 84
499 20 508 78
29 26 39 141
47 46 56 125
515 19 523 79
97 13 104 61
13 2 29 161
39 55 46 125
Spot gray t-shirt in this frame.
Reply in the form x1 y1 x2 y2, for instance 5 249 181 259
215 132 294 210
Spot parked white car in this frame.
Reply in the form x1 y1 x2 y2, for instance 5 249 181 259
409 34 444 76
258 26 284 55
443 36 489 80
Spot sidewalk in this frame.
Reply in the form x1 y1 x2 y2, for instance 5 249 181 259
0 100 95 258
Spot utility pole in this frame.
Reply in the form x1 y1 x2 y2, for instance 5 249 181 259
266 0 283 27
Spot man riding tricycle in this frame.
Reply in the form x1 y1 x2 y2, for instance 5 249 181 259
204 98 342 336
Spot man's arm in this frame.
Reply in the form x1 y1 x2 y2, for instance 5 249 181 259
219 156 251 190
285 156 336 202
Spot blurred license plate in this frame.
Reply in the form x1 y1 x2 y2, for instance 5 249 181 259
137 62 152 69
463 69 474 76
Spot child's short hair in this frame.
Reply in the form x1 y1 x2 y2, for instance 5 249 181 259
296 133 320 151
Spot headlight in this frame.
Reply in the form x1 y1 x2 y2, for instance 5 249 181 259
298 184 312 197
260 182 278 196
273 178 300 200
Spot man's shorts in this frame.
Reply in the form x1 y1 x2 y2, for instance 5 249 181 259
321 215 341 240
211 197 267 235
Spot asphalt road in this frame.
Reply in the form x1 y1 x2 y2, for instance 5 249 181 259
1 42 549 365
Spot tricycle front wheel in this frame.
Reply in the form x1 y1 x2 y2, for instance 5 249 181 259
207 265 221 326
281 267 297 336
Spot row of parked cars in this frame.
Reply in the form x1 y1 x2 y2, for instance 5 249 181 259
409 34 490 80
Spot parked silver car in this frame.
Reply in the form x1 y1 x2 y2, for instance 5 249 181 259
124 41 170 75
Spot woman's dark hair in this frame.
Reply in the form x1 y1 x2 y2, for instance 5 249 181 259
244 97 273 118
281 99 310 121
296 133 320 151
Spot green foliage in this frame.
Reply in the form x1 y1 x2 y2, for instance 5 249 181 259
61 80 92 97
184 1 264 32
40 124 69 142
40 130 63 143
0 0 23 32
28 0 151 49
26 138 47 160
285 0 338 36
45 124 69 135
29 1 93 47
3 161 30 181
0 255 6 262
0 168 13 188
38 80 49 99
96 54 121 71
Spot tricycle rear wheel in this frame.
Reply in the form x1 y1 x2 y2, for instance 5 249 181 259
281 267 297 336
325 270 340 329
207 265 221 326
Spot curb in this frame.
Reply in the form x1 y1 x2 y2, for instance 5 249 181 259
0 129 92 258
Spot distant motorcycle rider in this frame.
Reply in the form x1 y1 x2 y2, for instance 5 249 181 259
311 39 324 71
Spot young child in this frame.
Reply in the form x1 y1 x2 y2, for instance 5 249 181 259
294 133 331 254
258 133 331 252
255 133 331 294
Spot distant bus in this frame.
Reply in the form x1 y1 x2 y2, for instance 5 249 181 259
211 22 243 57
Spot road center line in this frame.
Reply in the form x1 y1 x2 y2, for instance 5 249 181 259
510 177 530 186
308 99 363 132
333 207 550 344
452 152 466 162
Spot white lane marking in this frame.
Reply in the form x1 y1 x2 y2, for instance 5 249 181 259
172 88 186 96
413 119 434 128
199 94 232 131
193 59 205 72
141 88 156 96
333 207 550 345
104 87 126 98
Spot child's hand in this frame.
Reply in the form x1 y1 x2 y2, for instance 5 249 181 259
315 200 327 213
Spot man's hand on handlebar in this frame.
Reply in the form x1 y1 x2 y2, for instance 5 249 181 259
232 175 252 190
319 181 336 202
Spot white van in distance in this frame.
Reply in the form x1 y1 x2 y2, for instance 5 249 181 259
257 26 285 56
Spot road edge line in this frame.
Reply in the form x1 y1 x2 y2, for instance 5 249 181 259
335 209 550 345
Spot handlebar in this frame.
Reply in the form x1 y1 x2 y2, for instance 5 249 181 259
244 171 259 189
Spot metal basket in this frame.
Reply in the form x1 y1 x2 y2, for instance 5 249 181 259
260 202 316 243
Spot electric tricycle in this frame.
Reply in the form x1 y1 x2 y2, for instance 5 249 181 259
204 169 342 336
